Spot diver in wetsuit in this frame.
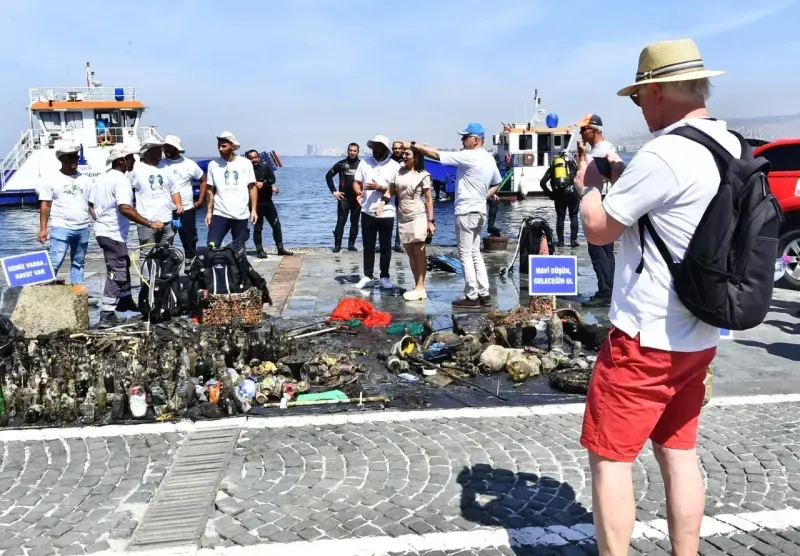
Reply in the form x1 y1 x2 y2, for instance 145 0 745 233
326 143 362 252
246 150 293 258
540 150 580 248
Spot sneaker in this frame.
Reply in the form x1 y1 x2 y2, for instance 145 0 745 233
98 312 123 328
347 244 358 252
256 249 268 259
556 240 565 248
277 247 294 256
355 276 375 289
333 245 342 253
570 241 580 248
403 289 427 301
582 295 611 308
380 277 393 290
452 297 481 309
393 244 403 253
479 295 492 307
71 284 88 296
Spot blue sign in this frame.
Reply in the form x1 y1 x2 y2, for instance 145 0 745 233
528 255 578 296
1 251 55 287
719 328 733 340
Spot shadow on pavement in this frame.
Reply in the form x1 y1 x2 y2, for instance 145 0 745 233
735 340 800 362
457 464 600 555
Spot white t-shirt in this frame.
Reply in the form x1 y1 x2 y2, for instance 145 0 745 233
207 156 256 220
603 118 741 352
92 169 134 242
37 171 93 230
160 157 204 210
439 148 501 216
586 140 616 195
130 162 178 223
354 156 400 219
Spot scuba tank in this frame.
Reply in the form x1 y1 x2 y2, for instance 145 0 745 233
551 156 569 192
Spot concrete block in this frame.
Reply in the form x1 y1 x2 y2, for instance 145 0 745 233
0 284 88 336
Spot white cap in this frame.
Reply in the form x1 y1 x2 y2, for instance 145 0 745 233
216 131 240 149
55 142 80 159
106 144 138 169
163 134 185 153
139 138 164 155
366 134 391 152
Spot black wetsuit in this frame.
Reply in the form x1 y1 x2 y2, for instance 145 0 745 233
326 157 361 249
540 159 580 246
251 163 285 252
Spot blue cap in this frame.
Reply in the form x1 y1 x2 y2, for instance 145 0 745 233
458 122 485 137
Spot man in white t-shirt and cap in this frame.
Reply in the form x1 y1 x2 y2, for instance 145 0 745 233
129 138 182 247
574 38 734 556
353 134 400 290
205 131 258 249
92 144 160 327
36 142 94 294
160 135 206 266
404 123 502 309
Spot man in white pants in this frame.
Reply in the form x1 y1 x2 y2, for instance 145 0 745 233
403 123 502 308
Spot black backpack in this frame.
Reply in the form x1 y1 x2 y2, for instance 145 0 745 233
635 125 783 331
139 245 185 323
204 244 272 306
518 217 556 275
181 246 210 317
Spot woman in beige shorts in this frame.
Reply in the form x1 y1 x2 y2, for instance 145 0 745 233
377 147 435 300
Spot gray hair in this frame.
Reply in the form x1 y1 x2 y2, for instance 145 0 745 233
660 78 712 102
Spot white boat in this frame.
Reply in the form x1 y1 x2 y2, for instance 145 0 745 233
0 62 163 206
491 90 580 198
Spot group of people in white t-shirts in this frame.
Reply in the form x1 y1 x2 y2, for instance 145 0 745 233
348 126 503 307
37 132 274 327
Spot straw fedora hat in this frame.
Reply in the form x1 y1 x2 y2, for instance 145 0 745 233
616 38 725 97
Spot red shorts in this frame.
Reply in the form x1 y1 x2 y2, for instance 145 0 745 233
580 327 716 462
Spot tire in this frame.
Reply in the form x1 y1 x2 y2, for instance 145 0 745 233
778 229 800 290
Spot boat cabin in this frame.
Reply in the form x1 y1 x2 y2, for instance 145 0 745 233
491 122 575 196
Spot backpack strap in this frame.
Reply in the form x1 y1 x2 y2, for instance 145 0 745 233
635 215 679 275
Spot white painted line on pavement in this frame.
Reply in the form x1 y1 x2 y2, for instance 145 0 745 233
3 393 800 441
93 508 800 555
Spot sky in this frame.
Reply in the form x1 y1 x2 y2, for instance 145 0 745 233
1 0 799 156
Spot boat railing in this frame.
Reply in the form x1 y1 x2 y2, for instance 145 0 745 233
0 130 35 190
29 86 137 105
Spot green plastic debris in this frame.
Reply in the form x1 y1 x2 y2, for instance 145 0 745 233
387 322 424 336
329 319 362 328
296 390 349 402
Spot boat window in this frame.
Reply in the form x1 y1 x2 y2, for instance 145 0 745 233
121 110 138 127
553 135 563 148
759 144 800 172
536 134 550 166
95 110 123 144
64 111 83 129
518 134 533 150
40 112 61 131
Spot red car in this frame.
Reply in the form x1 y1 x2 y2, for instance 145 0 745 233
753 138 800 289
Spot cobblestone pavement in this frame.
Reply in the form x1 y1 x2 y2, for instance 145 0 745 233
196 402 800 553
0 432 185 555
2 403 800 554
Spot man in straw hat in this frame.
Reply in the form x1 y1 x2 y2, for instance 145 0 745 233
574 38 733 555
161 135 207 266
36 142 94 294
129 138 181 247
205 131 258 249
352 134 401 290
92 144 160 327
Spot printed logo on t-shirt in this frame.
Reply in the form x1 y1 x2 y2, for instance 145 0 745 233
147 174 165 190
223 170 239 186
62 181 85 196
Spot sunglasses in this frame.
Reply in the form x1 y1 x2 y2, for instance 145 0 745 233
630 85 645 107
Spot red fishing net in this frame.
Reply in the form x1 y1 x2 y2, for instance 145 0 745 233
327 298 392 327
